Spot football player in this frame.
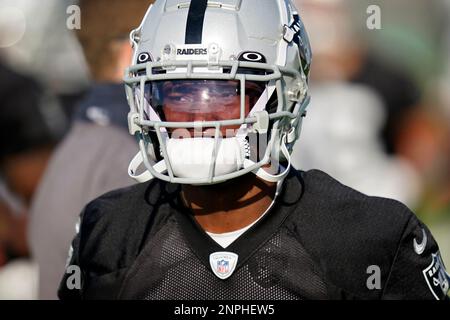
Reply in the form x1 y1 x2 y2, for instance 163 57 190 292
59 0 450 300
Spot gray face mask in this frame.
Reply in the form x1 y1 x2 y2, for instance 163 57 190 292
140 79 253 181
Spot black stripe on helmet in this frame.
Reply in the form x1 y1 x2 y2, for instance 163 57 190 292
185 0 208 44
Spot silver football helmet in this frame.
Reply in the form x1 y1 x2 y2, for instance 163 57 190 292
125 0 312 185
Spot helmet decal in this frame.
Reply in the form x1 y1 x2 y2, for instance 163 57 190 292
137 52 152 64
238 52 267 63
290 14 312 77
185 0 208 44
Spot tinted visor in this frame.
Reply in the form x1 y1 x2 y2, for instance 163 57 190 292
145 80 266 125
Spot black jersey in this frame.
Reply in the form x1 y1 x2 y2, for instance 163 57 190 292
58 169 450 300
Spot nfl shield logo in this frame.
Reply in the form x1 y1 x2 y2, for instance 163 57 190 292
209 252 239 280
217 260 229 274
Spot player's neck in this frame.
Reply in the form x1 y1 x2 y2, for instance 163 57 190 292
181 174 277 234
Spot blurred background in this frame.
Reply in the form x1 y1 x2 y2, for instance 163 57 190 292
0 0 449 299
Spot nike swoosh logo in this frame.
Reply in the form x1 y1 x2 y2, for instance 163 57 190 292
413 228 427 255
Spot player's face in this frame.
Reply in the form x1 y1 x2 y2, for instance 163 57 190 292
147 80 265 137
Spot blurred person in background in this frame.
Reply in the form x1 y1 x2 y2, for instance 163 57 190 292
0 0 89 120
28 0 153 300
385 0 450 220
292 0 423 207
394 0 450 263
292 0 450 267
0 62 64 299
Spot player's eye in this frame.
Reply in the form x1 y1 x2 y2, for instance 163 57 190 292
167 94 192 104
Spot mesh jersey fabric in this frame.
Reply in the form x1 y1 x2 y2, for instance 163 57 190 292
118 214 327 300
58 169 449 300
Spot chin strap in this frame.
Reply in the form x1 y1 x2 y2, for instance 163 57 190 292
244 135 291 183
128 151 167 183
